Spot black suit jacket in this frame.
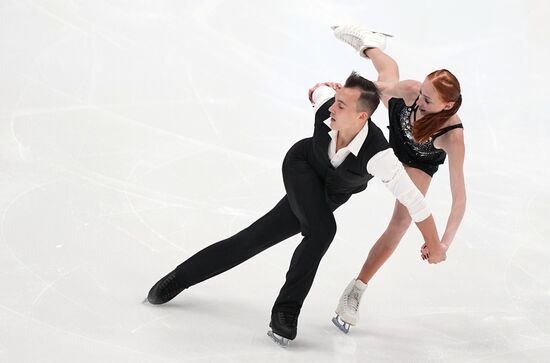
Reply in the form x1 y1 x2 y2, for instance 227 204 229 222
310 97 391 205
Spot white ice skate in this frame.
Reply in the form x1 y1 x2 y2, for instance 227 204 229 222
331 25 393 58
332 278 367 334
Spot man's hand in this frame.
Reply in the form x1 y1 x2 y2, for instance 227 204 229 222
308 82 342 102
420 242 448 264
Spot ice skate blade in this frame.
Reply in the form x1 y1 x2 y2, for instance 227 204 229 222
142 297 149 304
332 315 351 334
372 31 394 37
267 330 290 347
330 25 393 37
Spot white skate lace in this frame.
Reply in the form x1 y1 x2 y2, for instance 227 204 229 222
348 288 361 312
338 26 374 41
339 26 371 38
335 32 364 50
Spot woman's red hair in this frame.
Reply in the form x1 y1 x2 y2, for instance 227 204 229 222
413 69 462 143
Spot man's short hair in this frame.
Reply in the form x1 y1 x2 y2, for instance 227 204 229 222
344 71 380 115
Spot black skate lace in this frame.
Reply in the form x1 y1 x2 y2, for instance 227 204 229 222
278 311 298 328
160 273 181 300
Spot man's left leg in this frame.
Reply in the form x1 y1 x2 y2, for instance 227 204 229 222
268 151 339 343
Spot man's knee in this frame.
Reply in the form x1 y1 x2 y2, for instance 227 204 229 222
310 216 337 245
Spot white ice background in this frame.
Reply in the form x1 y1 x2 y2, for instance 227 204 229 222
1 1 550 362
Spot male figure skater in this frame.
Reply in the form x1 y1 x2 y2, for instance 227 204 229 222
146 72 446 347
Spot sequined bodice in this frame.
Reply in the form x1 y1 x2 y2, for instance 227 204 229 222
399 105 444 158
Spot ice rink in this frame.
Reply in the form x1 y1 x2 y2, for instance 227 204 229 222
1 0 550 362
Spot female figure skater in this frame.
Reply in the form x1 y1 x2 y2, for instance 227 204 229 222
331 25 466 333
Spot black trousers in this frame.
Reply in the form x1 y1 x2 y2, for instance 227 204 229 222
173 139 343 314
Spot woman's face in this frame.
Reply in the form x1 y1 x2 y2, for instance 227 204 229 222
416 78 453 115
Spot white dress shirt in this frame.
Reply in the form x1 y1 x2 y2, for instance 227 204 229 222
311 85 430 222
326 121 369 168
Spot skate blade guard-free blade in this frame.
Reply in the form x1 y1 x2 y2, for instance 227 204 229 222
332 315 351 334
371 30 394 37
330 25 394 38
267 330 290 347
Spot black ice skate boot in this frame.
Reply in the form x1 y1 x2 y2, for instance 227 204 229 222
267 310 298 347
146 270 184 304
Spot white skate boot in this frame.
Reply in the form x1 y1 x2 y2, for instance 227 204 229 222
332 278 367 333
331 25 392 58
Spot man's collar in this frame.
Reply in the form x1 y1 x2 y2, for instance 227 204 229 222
324 118 369 156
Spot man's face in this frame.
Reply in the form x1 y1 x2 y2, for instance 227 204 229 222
328 87 368 131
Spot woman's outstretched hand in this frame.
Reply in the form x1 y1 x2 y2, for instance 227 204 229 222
308 82 342 102
420 242 448 264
